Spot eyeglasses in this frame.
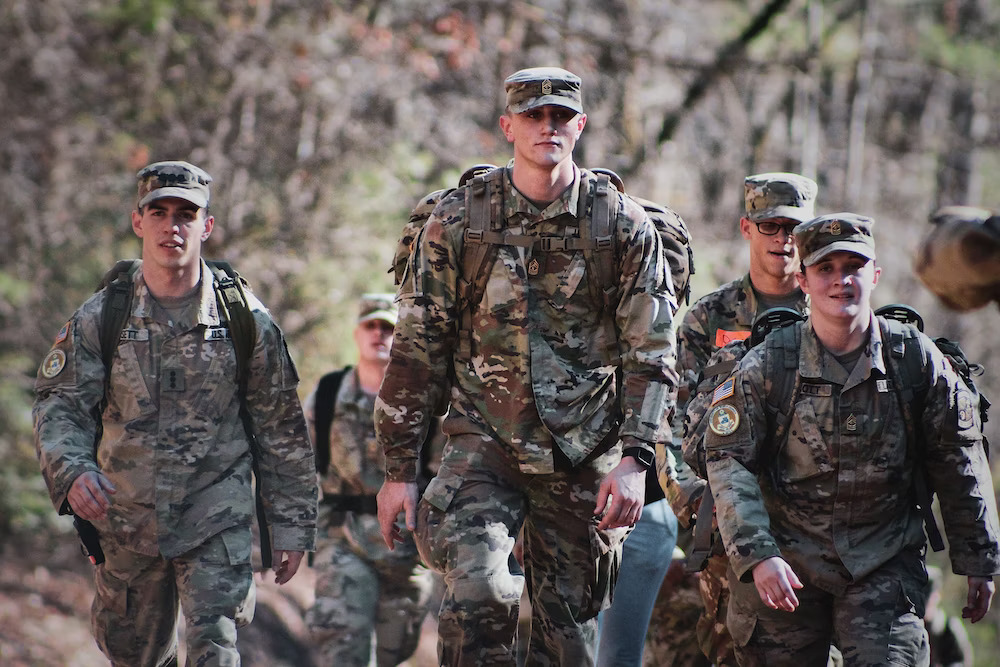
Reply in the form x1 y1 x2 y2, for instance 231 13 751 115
754 221 799 236
361 320 395 334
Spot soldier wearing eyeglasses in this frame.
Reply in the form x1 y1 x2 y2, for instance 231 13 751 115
669 172 818 666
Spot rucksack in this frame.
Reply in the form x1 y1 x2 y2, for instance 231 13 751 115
312 365 439 493
682 304 989 570
89 259 275 568
392 165 695 312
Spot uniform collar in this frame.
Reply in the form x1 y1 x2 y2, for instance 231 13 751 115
503 164 582 223
800 310 885 387
132 260 222 327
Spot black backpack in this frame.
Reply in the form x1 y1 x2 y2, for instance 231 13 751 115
313 366 438 493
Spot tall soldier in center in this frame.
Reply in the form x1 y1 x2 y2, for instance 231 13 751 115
375 67 679 666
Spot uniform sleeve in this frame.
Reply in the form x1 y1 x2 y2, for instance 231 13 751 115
657 440 705 529
245 313 318 551
32 299 106 513
703 349 783 581
921 344 1000 576
614 197 679 447
376 198 460 482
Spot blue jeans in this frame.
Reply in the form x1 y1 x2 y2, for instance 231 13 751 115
596 498 679 667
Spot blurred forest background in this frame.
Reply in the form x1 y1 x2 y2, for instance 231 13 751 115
2 0 999 664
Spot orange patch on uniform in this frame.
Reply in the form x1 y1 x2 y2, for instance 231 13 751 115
715 329 750 347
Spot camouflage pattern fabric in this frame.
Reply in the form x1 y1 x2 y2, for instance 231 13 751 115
303 369 434 665
376 165 677 478
93 525 255 666
34 260 317 665
705 315 1000 660
643 556 709 667
660 276 807 665
416 431 629 666
376 165 677 664
727 551 923 666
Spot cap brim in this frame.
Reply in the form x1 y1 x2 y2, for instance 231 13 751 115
139 187 208 209
803 242 876 267
509 95 583 115
749 205 815 224
358 310 398 325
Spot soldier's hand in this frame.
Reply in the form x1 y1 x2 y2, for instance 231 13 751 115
963 576 995 623
595 457 646 530
272 550 305 585
377 480 419 550
67 471 116 521
751 556 802 612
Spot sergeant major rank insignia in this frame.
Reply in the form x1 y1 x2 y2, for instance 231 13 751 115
541 79 552 95
708 404 740 437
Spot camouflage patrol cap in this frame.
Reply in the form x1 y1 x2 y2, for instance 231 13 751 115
504 67 583 114
744 172 818 223
136 161 212 209
794 213 876 267
357 292 398 325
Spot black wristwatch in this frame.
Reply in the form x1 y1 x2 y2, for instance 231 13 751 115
623 446 655 471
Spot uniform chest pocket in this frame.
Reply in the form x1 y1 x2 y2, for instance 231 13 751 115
107 342 156 421
186 337 239 415
780 399 835 484
543 252 588 310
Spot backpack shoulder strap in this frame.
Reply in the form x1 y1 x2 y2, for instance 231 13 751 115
207 260 257 395
313 367 352 475
98 259 141 373
206 260 272 566
763 321 804 453
457 168 505 359
877 316 944 552
579 172 617 314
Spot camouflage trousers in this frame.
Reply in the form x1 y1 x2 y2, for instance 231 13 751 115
727 551 930 667
416 432 629 667
644 560 709 667
696 552 738 666
306 536 434 667
92 527 255 667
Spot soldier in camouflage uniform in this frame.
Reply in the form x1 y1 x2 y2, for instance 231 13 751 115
705 213 1000 666
304 294 435 666
33 161 319 667
375 67 679 666
659 172 817 666
914 205 1000 313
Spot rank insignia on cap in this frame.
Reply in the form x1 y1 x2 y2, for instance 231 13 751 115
541 79 552 95
55 322 70 344
41 349 67 379
712 377 735 404
830 221 841 235
708 404 740 437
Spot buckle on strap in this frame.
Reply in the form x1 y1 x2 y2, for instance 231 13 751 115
595 235 613 251
464 228 484 244
538 237 567 252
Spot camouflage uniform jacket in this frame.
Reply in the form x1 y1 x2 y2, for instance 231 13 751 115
663 275 807 523
676 274 808 396
376 166 678 480
705 314 1000 595
34 261 318 558
304 370 419 562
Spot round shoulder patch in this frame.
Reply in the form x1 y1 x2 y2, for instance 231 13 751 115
41 349 67 379
708 404 740 437
956 388 976 430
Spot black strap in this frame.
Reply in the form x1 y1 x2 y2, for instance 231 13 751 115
313 368 351 475
686 486 717 573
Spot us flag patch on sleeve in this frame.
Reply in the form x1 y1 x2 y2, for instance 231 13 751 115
712 377 735 405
